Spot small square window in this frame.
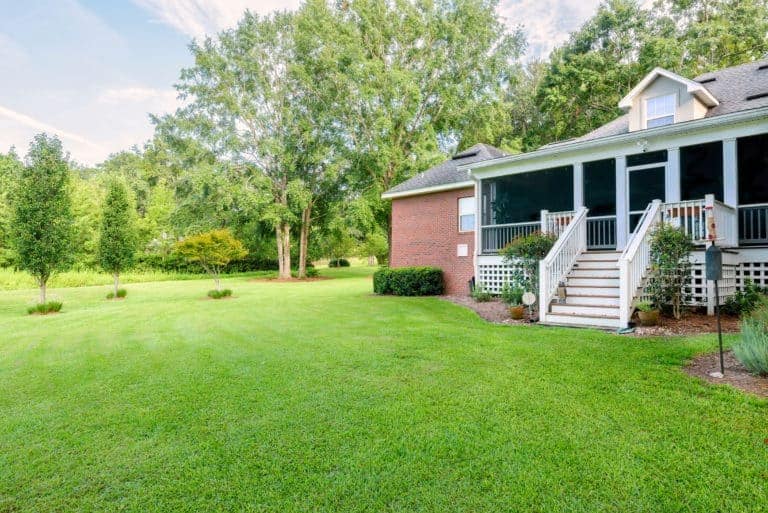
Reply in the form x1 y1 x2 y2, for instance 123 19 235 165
458 196 475 232
645 93 676 128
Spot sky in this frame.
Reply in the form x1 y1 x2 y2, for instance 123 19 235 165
0 0 616 166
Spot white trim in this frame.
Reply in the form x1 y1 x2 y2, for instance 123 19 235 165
573 162 584 209
666 147 680 203
463 106 768 178
615 156 628 249
644 92 677 129
381 180 474 199
618 67 719 110
723 138 738 206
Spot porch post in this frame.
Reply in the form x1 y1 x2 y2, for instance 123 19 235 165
615 156 628 250
475 179 482 257
540 210 549 234
573 162 584 209
666 147 680 203
723 138 737 206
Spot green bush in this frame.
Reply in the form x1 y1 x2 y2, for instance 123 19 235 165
733 306 768 376
647 223 694 320
722 280 767 316
500 282 524 305
106 289 128 300
471 283 493 302
27 301 63 315
500 231 556 295
329 258 351 268
207 289 233 299
305 267 320 278
373 267 443 296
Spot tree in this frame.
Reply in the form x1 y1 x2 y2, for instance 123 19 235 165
11 134 74 304
175 229 247 290
0 150 22 267
98 178 139 297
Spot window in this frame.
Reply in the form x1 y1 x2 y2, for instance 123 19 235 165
645 94 676 128
458 197 475 232
738 133 768 205
680 141 723 201
583 158 616 216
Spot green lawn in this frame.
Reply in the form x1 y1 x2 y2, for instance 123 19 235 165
0 268 766 512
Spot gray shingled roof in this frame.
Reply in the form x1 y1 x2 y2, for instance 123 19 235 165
384 143 507 195
576 58 768 143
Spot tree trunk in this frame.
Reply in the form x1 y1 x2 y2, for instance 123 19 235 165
277 222 292 280
39 279 46 305
298 203 312 279
214 273 221 291
113 273 120 298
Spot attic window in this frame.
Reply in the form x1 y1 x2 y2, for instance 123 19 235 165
645 93 676 128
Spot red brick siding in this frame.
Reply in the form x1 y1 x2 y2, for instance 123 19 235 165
390 187 475 295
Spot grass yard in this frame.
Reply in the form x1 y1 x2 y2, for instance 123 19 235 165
0 267 766 512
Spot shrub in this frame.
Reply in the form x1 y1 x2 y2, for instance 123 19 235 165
207 289 233 299
647 223 694 320
471 283 493 302
499 282 523 305
635 300 656 312
329 258 351 268
722 280 767 316
305 267 320 278
500 231 556 295
733 306 768 376
27 301 63 315
373 267 443 296
106 289 128 300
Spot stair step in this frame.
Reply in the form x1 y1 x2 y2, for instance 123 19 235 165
567 277 620 287
563 295 619 306
566 285 619 296
569 268 620 278
574 260 620 269
550 303 619 316
578 252 622 261
543 313 622 329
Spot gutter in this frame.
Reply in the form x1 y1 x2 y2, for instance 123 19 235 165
381 180 474 200
461 106 768 175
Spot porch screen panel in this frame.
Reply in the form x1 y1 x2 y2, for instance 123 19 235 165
626 150 667 167
583 158 616 215
482 166 573 225
680 141 723 201
629 166 665 231
737 133 768 205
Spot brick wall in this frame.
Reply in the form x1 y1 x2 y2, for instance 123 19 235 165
390 187 475 295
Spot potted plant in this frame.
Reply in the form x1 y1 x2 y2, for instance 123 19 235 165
636 300 660 326
501 282 525 320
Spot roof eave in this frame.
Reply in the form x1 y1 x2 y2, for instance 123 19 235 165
381 180 474 200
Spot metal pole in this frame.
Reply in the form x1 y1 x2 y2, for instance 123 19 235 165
715 279 724 375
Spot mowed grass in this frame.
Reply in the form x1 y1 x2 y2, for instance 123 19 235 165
0 268 766 512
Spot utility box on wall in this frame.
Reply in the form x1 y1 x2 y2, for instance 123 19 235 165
705 244 722 281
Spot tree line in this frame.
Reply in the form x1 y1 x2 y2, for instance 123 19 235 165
0 0 765 284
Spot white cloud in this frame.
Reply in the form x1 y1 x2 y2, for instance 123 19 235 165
0 104 104 151
132 0 301 39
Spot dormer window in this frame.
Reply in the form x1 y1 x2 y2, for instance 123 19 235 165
645 93 676 128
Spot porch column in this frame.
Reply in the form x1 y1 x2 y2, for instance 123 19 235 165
573 162 584 209
475 179 482 257
666 147 680 203
723 138 738 206
615 156 628 250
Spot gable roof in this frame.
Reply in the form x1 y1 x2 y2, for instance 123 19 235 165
577 58 768 143
382 143 507 198
618 67 719 110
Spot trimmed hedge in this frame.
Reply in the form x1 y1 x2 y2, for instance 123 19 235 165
373 267 443 296
329 258 351 268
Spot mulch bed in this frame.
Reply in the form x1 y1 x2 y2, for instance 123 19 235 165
631 311 741 337
685 350 768 398
442 296 534 325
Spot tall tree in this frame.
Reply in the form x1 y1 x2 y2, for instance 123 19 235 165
98 178 139 297
0 150 22 267
11 134 74 304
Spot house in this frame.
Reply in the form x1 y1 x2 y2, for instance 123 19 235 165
382 144 507 294
384 59 768 328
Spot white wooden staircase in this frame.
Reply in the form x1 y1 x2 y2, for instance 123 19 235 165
543 250 622 329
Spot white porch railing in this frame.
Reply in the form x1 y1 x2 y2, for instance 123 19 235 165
539 207 588 323
542 210 576 238
618 200 663 328
739 203 768 244
661 194 738 247
480 221 540 253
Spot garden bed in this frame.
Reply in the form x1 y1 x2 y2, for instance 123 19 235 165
685 350 768 397
443 296 532 325
631 311 741 336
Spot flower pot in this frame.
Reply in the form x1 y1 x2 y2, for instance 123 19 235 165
637 309 660 327
509 305 525 320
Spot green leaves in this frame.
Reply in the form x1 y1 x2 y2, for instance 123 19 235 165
98 178 139 275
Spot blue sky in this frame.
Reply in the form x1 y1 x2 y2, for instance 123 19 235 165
0 0 612 165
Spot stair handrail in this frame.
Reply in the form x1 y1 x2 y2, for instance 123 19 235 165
539 207 588 323
618 199 663 327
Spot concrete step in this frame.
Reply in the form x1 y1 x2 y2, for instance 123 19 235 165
543 313 622 329
574 259 620 269
566 285 619 296
569 268 620 278
563 295 619 306
550 303 620 316
567 276 620 287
